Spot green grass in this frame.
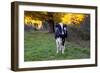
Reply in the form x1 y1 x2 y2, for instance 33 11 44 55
24 31 90 61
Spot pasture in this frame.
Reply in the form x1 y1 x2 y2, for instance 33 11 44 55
24 31 90 61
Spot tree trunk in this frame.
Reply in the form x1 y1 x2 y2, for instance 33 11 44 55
47 19 54 33
47 12 55 33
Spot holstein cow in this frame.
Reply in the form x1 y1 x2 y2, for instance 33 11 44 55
55 23 68 54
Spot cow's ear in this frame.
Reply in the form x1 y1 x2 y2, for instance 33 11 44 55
55 27 58 31
55 27 58 30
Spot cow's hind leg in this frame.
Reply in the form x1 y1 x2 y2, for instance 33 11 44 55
61 38 65 54
62 45 65 54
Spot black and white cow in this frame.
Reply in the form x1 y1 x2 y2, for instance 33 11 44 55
55 23 68 54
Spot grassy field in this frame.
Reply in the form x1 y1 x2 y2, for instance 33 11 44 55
24 31 90 61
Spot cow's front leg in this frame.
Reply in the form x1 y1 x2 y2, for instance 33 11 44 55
56 39 60 54
56 46 59 54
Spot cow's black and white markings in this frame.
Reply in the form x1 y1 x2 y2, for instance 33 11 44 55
55 23 68 54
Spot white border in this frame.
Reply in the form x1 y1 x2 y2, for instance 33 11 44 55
18 5 96 68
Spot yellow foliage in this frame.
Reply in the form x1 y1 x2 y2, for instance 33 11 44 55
24 16 42 29
24 13 86 27
61 13 72 24
61 13 85 26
